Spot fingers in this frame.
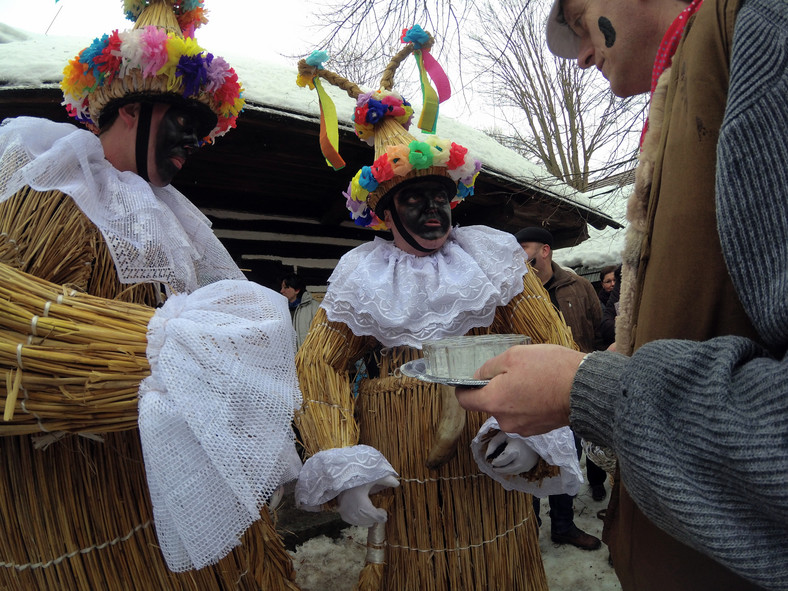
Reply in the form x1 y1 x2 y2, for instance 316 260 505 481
380 474 400 488
356 502 387 528
473 344 523 380
484 430 510 461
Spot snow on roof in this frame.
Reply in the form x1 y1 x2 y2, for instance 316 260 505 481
552 184 628 269
0 25 627 266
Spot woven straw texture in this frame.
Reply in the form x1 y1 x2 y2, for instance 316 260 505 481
296 268 576 591
0 188 300 590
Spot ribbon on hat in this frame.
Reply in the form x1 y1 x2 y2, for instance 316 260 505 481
303 51 345 170
402 25 451 134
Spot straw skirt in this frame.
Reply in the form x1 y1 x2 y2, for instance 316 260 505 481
0 189 300 590
357 355 547 591
296 286 574 590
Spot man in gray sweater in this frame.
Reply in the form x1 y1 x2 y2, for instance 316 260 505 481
456 0 788 590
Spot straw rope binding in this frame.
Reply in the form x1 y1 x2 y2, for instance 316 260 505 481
0 262 153 435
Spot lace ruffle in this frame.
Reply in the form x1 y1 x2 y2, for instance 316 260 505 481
0 117 244 295
295 445 398 509
322 226 528 348
139 280 302 571
471 418 583 497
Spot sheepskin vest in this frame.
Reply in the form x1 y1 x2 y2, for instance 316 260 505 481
607 0 763 589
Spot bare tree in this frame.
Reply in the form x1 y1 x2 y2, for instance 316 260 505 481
468 0 644 192
305 0 645 194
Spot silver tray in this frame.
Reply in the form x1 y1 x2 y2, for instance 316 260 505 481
398 358 489 388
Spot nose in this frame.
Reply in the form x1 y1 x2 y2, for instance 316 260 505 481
182 128 199 154
577 37 595 70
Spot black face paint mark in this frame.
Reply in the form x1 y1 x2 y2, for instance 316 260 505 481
598 16 616 48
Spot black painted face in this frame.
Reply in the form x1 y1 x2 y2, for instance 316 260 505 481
152 106 200 186
393 179 452 241
598 16 616 48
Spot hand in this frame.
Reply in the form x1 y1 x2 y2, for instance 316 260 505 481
455 344 585 436
336 475 399 527
484 430 540 475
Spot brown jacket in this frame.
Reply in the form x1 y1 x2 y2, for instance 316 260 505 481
545 262 602 353
606 0 762 589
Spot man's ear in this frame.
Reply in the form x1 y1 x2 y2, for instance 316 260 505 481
383 209 393 227
117 103 141 130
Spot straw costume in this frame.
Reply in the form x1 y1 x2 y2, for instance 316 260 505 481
294 28 583 591
0 1 304 589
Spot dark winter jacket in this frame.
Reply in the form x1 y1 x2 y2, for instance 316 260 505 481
544 262 602 353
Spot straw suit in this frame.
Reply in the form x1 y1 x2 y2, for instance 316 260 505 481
293 27 583 591
0 1 303 589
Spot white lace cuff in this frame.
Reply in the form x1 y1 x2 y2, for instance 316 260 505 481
471 417 583 497
138 279 302 572
295 445 398 510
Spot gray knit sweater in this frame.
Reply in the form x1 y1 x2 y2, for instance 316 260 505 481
569 0 788 589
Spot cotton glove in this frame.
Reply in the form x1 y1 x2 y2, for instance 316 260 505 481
337 475 400 528
484 430 540 475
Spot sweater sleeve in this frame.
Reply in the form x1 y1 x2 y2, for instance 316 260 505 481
570 1 788 587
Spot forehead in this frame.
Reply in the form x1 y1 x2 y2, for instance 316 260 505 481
395 179 451 199
561 0 592 23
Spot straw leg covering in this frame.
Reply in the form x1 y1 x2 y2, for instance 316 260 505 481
0 189 300 590
295 270 575 590
356 355 547 591
0 433 299 590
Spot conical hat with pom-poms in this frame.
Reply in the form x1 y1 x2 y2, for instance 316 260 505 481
297 26 481 230
61 0 244 142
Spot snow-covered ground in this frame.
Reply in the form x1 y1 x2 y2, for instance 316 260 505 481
286 458 622 591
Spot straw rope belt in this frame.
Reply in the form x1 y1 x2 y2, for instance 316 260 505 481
314 322 349 341
398 473 485 484
302 399 353 414
4 293 79 428
386 514 532 553
0 521 152 571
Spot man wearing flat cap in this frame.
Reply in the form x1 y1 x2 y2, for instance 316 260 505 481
516 226 606 549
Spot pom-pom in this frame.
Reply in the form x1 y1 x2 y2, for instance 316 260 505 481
447 142 468 170
305 50 329 69
425 136 451 167
359 166 379 192
408 141 433 170
386 145 412 176
370 154 394 183
401 25 430 49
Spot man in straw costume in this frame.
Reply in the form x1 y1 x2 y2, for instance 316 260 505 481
293 27 585 591
0 1 305 589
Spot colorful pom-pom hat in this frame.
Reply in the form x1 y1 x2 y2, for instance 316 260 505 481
297 26 481 230
61 0 244 142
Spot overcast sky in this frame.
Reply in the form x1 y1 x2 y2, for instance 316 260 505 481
0 0 312 65
0 0 628 267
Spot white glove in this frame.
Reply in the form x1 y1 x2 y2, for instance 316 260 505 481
337 475 399 527
484 430 540 475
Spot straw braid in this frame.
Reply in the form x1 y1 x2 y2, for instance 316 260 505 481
294 308 374 455
297 59 363 99
379 33 434 90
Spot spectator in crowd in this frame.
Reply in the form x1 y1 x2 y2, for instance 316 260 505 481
515 226 607 546
457 0 788 589
281 272 321 349
598 265 617 308
600 265 622 349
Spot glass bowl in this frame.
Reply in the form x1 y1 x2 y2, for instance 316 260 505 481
421 334 531 380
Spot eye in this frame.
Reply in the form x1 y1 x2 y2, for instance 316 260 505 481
433 191 449 203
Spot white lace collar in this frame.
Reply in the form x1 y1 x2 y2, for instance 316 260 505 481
0 117 244 295
322 225 528 348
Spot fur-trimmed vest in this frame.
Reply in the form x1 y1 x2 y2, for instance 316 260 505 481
606 0 763 589
615 0 759 354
